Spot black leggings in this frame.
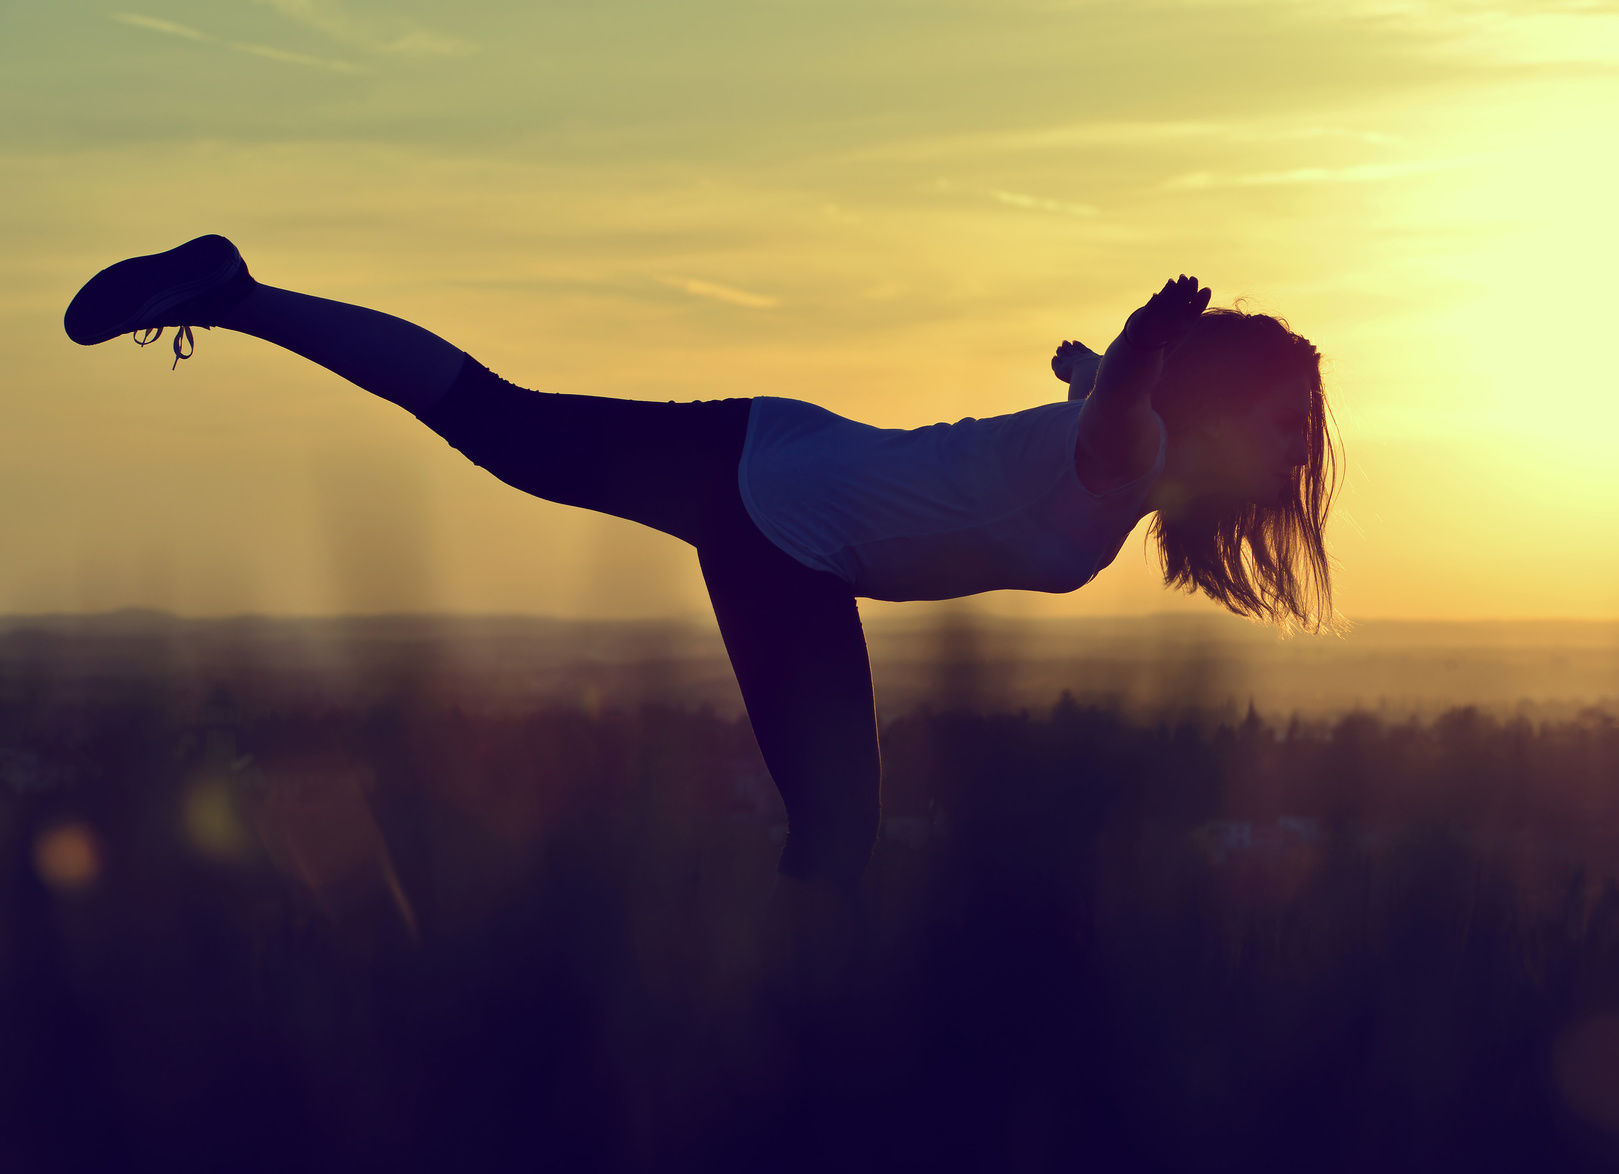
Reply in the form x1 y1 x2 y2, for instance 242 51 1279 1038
417 357 881 890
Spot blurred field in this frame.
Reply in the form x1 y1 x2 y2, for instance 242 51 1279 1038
2 614 1619 1171
0 610 1614 721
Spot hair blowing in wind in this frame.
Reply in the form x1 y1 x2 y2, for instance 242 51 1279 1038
1148 308 1339 633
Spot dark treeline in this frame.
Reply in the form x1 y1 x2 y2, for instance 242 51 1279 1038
3 674 1619 1172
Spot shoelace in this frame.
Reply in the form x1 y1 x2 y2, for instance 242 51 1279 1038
133 324 198 369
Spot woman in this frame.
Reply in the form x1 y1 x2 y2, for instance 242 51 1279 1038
63 236 1336 902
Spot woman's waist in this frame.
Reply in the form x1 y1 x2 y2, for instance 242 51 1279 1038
817 519 1136 601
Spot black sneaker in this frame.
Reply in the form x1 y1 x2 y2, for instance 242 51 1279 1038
64 235 256 366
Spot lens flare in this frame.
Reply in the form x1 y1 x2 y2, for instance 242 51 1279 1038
33 821 101 893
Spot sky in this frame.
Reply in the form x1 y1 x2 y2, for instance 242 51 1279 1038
2 0 1617 622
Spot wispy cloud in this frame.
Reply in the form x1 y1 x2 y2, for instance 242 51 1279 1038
253 0 477 58
658 276 779 309
929 179 1102 219
990 189 1100 217
1226 0 1619 64
849 120 1398 164
230 42 368 72
1163 157 1473 190
113 12 368 71
379 30 477 58
113 13 210 41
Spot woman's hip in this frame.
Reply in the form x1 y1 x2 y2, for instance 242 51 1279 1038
416 355 754 546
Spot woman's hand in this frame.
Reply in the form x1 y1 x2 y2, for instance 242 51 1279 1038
1123 274 1211 350
1051 339 1101 386
1073 276 1206 490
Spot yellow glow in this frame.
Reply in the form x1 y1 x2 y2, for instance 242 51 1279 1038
2 0 1616 620
183 778 252 862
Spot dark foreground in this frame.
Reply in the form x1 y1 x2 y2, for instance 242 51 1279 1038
4 662 1619 1171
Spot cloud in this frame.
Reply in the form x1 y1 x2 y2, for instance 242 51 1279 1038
253 0 477 58
990 189 1100 217
1239 0 1619 64
1163 157 1473 189
377 30 478 59
227 42 369 73
113 12 367 71
850 120 1400 165
658 276 779 309
113 13 214 42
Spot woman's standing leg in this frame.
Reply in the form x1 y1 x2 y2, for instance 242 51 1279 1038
697 525 882 896
697 521 881 986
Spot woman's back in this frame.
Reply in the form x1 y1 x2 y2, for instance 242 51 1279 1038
739 397 1166 602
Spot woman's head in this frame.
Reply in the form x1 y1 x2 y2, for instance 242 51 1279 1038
1148 307 1338 632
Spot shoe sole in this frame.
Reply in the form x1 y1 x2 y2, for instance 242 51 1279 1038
64 235 242 346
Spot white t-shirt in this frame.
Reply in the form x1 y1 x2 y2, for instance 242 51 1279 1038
737 397 1166 602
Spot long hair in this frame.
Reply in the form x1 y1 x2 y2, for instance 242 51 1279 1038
1146 307 1339 633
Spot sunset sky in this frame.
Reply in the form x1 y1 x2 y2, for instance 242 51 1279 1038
2 0 1617 622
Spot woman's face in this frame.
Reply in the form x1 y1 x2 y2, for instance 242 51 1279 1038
1206 373 1313 506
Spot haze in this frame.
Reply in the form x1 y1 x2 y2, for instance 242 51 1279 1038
3 0 1616 621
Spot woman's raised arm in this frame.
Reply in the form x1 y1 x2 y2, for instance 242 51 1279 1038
1073 275 1210 493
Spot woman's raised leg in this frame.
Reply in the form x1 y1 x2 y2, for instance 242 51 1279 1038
220 285 466 414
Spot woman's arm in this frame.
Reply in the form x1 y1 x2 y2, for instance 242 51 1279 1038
1073 275 1210 493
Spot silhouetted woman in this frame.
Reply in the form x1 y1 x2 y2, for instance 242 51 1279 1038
63 236 1337 907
